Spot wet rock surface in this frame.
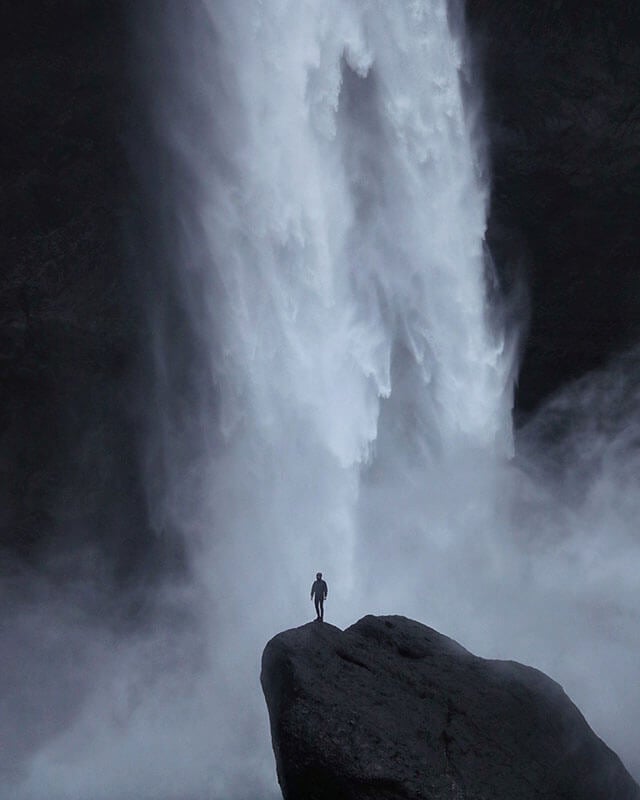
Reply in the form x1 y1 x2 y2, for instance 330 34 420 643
0 2 190 583
261 615 640 800
467 1 640 413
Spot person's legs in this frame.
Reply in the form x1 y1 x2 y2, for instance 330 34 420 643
314 596 321 620
318 597 324 621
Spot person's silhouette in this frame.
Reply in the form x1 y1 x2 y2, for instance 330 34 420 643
310 572 328 621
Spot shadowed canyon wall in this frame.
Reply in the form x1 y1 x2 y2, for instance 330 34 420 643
467 0 640 414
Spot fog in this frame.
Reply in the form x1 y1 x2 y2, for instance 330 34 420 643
4 1 639 798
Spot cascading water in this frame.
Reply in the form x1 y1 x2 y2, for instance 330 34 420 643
148 0 513 794
9 2 640 799
166 1 512 595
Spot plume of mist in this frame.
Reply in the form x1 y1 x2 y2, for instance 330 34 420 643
4 1 639 798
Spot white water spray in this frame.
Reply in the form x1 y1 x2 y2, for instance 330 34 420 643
138 0 513 793
8 2 640 798
154 0 512 792
178 0 511 603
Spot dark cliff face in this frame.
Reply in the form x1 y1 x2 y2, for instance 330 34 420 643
0 2 168 588
467 0 640 414
261 616 640 800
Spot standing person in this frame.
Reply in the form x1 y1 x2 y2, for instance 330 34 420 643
310 572 328 621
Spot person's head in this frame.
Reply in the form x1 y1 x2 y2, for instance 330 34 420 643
316 572 322 580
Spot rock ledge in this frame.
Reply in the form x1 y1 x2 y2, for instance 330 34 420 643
261 615 639 800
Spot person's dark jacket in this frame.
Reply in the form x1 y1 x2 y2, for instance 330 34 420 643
311 579 328 599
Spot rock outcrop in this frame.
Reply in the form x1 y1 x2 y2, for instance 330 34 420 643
261 615 640 800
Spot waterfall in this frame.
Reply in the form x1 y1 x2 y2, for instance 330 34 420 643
157 0 513 592
10 4 520 798
146 0 513 794
8 4 640 798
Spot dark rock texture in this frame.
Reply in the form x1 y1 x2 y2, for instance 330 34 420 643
466 1 640 413
0 2 171 583
262 615 640 800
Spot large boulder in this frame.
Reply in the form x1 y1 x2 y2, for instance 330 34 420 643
261 615 640 800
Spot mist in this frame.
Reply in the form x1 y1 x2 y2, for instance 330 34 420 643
4 1 639 798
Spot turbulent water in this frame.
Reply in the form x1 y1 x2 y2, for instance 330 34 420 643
146 1 513 791
7 2 640 798
159 0 513 605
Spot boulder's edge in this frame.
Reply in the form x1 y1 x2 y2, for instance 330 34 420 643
261 615 640 800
